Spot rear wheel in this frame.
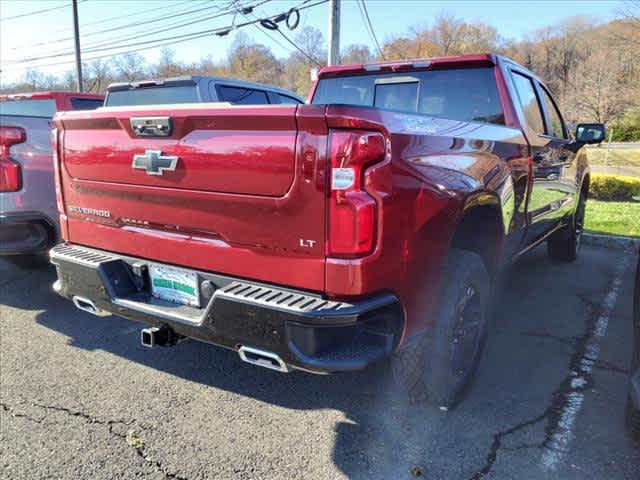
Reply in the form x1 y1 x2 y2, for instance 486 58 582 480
547 191 586 262
391 249 491 408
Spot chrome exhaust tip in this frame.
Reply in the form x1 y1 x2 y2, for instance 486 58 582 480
72 296 109 317
238 346 290 373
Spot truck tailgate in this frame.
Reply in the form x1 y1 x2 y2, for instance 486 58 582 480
54 104 328 291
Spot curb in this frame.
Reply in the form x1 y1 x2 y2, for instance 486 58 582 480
583 233 640 250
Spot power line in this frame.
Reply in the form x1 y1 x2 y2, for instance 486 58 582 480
8 0 267 61
8 0 231 53
246 15 298 56
49 0 196 33
64 0 232 42
1 0 328 72
79 1 250 52
357 0 385 60
274 28 322 66
0 1 84 22
242 9 321 66
4 1 264 64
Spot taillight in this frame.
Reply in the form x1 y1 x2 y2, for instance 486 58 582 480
328 130 386 257
0 126 26 192
51 127 65 213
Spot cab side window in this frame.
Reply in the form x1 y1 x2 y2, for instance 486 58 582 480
540 86 567 139
216 85 269 105
277 94 302 104
511 72 545 135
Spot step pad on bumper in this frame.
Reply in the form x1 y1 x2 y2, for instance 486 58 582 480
221 282 352 314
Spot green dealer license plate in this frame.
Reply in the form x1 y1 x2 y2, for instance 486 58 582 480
149 265 200 308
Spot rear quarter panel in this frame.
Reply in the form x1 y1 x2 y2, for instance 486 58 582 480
323 106 529 341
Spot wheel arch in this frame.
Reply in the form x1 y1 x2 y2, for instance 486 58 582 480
450 193 505 276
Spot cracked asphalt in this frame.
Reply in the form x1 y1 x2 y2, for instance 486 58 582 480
1 244 639 480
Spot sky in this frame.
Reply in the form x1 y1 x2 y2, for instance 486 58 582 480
0 0 623 85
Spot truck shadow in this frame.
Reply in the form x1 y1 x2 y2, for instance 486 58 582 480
24 246 638 479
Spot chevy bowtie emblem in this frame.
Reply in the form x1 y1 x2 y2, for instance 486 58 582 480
132 150 179 176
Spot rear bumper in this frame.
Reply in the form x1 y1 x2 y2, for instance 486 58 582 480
0 212 57 255
50 243 403 373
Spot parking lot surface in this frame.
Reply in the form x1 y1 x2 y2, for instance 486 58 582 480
1 245 639 480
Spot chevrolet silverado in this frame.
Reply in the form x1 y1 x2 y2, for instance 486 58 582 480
49 54 605 407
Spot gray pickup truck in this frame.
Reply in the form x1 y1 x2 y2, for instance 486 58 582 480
104 75 304 106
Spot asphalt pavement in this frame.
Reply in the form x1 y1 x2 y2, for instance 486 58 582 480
1 245 639 479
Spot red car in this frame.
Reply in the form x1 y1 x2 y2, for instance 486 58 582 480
1 91 103 258
49 54 604 407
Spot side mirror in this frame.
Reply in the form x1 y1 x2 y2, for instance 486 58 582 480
575 123 605 144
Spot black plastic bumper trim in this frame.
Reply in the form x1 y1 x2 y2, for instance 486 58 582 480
50 243 403 373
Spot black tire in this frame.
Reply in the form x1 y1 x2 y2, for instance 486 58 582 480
391 249 491 408
547 191 586 262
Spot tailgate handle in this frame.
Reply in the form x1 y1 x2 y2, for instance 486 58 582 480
130 117 173 137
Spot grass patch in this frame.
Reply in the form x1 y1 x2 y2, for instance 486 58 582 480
586 147 640 167
585 200 640 237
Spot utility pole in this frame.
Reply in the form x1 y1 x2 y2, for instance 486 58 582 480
328 0 340 66
72 0 83 91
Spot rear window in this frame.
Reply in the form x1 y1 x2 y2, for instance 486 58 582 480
216 85 269 105
70 98 104 110
105 85 199 106
0 99 56 118
312 67 504 125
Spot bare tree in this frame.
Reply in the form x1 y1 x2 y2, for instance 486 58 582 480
341 44 374 64
155 48 189 78
226 35 284 86
84 59 113 92
192 55 228 77
569 48 635 124
379 36 417 61
616 0 640 45
22 69 58 90
113 52 148 82
283 27 326 95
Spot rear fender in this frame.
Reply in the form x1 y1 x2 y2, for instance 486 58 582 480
455 192 506 273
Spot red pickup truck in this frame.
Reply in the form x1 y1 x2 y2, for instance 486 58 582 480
50 54 604 407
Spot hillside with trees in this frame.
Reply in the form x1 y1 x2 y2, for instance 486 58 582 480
2 7 638 136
